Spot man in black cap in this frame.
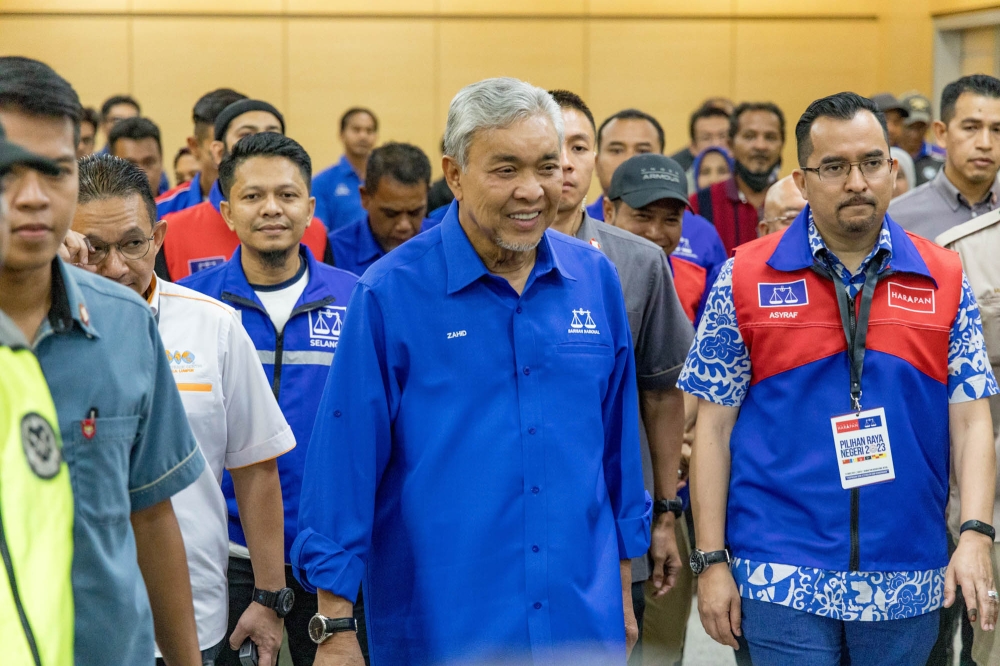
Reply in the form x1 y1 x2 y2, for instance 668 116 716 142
871 93 908 148
156 99 329 281
898 92 946 185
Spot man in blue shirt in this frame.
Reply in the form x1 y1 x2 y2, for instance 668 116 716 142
328 141 430 275
293 77 650 666
0 56 205 666
181 132 359 666
313 107 378 231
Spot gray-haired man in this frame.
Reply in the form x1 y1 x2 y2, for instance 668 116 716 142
292 77 650 666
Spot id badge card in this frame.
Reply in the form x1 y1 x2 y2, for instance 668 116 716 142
830 407 895 489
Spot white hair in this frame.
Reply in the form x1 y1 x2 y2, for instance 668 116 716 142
443 77 564 171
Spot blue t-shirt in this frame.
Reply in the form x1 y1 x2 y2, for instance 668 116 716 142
313 155 365 232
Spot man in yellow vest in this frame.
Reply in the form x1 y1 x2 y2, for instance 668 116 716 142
0 120 74 665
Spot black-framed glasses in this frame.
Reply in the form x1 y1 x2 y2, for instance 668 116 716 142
801 157 894 183
86 235 155 265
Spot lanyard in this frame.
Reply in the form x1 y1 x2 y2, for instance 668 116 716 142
814 251 885 413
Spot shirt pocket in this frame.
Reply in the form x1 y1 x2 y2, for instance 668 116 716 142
65 415 140 525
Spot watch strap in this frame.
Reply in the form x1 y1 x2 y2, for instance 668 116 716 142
960 519 996 541
702 549 730 566
653 498 683 518
323 617 358 634
252 587 278 610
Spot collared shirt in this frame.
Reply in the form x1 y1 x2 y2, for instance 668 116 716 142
148 276 295 651
690 177 762 256
576 214 693 583
292 206 650 665
677 212 998 621
34 259 205 664
328 214 436 276
889 168 1000 240
312 155 365 231
156 171 206 218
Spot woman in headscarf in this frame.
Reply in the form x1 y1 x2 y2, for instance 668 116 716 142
890 146 915 198
693 145 734 192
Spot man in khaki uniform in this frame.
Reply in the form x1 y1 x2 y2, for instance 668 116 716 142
938 208 1000 664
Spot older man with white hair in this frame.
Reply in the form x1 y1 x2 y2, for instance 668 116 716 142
292 77 650 666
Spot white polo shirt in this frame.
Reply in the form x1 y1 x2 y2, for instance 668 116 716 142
149 277 295 652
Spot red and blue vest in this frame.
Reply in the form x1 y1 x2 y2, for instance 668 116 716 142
727 214 963 572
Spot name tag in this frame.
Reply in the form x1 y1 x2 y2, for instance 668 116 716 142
830 407 895 489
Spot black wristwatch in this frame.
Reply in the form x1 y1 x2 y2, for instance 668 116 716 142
252 587 295 619
308 614 358 644
653 497 684 519
960 519 996 541
689 548 730 575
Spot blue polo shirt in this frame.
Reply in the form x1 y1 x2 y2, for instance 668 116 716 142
313 155 365 231
293 205 651 665
33 258 205 665
156 171 206 218
328 215 436 276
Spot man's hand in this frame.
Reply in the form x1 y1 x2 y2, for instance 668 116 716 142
229 602 284 666
945 531 998 631
619 559 638 657
697 564 742 649
312 633 365 666
649 513 681 597
58 229 96 272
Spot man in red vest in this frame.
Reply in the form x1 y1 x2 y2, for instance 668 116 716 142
158 99 329 280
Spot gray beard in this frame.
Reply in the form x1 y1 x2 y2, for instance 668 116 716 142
494 234 541 253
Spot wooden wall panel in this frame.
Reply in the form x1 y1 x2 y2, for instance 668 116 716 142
588 0 733 17
0 0 126 11
287 0 435 15
930 0 1000 16
733 0 874 16
588 19 734 153
0 16 129 112
961 25 997 75
286 18 437 175
438 0 586 15
130 17 285 181
437 19 586 132
131 0 283 14
734 19 879 174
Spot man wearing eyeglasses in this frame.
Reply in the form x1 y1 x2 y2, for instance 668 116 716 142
758 175 806 237
70 153 295 666
679 92 998 665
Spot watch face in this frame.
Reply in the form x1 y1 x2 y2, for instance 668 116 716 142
308 615 327 644
689 550 705 575
278 588 295 616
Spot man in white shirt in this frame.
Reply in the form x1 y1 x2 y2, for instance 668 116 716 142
70 153 295 666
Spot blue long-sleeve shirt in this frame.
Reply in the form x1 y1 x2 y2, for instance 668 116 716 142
292 205 650 666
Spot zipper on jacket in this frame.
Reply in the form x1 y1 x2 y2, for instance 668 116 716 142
271 330 285 400
0 493 43 666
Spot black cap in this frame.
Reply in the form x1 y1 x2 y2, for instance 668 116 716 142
0 120 59 178
900 93 932 126
213 99 285 142
607 154 688 209
871 93 907 116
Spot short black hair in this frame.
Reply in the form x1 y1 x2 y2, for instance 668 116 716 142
109 117 162 157
795 92 888 165
596 109 665 152
192 88 247 139
100 94 140 121
340 107 378 133
730 102 786 143
77 153 158 229
174 146 192 168
549 89 596 136
365 142 431 195
218 132 312 199
80 107 100 131
941 74 1000 125
0 57 82 141
689 104 731 141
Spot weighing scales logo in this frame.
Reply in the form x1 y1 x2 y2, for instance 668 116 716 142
568 309 600 335
758 279 809 308
309 306 347 342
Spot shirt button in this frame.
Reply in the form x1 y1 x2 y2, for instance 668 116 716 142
532 545 539 553
531 486 540 494
534 602 542 610
334 410 342 418
516 306 522 314
528 427 536 435
523 367 530 376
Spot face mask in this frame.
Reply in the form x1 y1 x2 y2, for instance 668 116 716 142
735 159 779 193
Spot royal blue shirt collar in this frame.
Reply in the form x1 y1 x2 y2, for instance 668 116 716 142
353 216 385 265
220 244 334 309
766 204 933 283
438 202 575 295
208 178 225 213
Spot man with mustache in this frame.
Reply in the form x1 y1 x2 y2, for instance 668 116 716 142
691 102 785 256
889 75 1000 240
680 91 998 664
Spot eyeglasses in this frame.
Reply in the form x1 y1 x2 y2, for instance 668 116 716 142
761 211 799 226
801 158 894 183
86 235 155 265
